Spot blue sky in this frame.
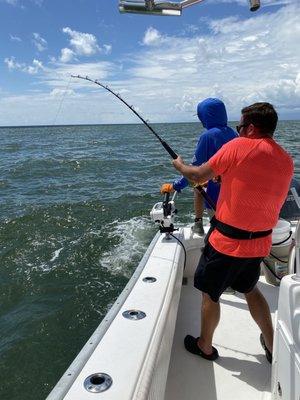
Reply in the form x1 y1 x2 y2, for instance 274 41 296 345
0 0 299 126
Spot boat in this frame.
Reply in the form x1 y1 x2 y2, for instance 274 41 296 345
46 191 300 400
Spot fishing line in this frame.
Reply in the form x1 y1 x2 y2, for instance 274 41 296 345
71 74 216 211
52 76 72 126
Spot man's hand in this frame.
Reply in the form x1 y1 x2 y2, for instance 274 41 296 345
160 183 174 194
194 181 208 188
212 175 221 184
172 156 215 185
172 156 185 172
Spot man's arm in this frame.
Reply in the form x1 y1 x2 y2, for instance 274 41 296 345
171 134 209 191
172 176 189 192
173 156 215 184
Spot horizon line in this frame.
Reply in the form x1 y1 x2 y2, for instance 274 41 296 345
1 119 299 129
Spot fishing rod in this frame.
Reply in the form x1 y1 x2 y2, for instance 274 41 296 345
71 74 216 211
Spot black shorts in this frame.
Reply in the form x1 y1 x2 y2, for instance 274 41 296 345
194 242 263 302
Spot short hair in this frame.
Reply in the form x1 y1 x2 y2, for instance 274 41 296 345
241 102 278 137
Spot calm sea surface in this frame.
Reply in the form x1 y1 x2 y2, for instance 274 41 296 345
0 121 299 399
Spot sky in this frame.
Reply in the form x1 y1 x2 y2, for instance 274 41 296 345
0 0 299 126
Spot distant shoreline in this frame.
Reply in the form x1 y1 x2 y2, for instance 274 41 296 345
0 120 299 129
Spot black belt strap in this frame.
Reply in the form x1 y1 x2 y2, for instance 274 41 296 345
210 216 272 240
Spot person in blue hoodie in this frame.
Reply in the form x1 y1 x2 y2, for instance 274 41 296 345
161 98 237 234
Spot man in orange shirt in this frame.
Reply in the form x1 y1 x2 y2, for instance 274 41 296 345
172 102 294 362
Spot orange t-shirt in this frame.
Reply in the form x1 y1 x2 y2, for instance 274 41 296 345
208 137 294 257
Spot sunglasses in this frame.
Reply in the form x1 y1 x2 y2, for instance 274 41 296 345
236 123 250 134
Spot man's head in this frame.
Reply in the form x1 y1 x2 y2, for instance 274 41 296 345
237 102 278 138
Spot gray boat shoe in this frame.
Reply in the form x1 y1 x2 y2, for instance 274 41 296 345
192 220 204 235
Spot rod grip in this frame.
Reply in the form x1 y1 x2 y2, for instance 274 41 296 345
161 141 178 159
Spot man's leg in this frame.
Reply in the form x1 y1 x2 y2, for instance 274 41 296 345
193 189 205 234
197 292 221 354
245 286 273 352
194 188 205 219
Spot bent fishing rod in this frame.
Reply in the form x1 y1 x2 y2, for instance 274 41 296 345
71 74 216 211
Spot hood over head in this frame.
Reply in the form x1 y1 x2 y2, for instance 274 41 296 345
197 98 228 129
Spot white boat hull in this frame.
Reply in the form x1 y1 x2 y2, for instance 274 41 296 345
47 223 300 400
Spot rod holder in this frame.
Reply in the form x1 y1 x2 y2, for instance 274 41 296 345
84 373 113 393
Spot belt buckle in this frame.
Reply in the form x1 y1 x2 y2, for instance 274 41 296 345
249 232 253 239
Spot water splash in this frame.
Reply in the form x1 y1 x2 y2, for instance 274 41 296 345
50 247 64 262
100 216 154 277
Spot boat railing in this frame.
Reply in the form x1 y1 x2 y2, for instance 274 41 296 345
295 220 300 278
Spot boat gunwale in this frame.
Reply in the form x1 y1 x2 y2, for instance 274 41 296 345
46 230 161 400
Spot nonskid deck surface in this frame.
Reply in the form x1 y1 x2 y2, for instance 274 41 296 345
165 277 278 400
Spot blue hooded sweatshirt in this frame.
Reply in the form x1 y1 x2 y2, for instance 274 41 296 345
173 98 237 209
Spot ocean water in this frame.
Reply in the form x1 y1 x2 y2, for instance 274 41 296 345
0 121 299 400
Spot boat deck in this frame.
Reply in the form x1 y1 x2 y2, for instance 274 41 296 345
165 276 278 400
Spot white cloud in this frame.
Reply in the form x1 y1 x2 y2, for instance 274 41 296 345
10 34 22 42
123 4 300 121
208 0 296 7
1 4 299 125
32 32 47 52
40 61 116 89
4 56 22 70
50 88 77 97
4 57 44 74
62 27 100 56
0 59 122 125
103 44 112 55
59 27 112 63
60 48 75 63
143 27 162 46
26 59 44 74
258 73 300 109
2 0 43 6
0 87 122 126
3 0 18 5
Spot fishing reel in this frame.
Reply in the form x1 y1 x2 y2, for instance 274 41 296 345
150 192 178 234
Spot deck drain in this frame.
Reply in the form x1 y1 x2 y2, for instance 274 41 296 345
122 310 146 320
84 373 112 393
143 277 157 283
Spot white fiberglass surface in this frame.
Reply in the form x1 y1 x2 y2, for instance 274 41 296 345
165 277 278 400
60 231 183 400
